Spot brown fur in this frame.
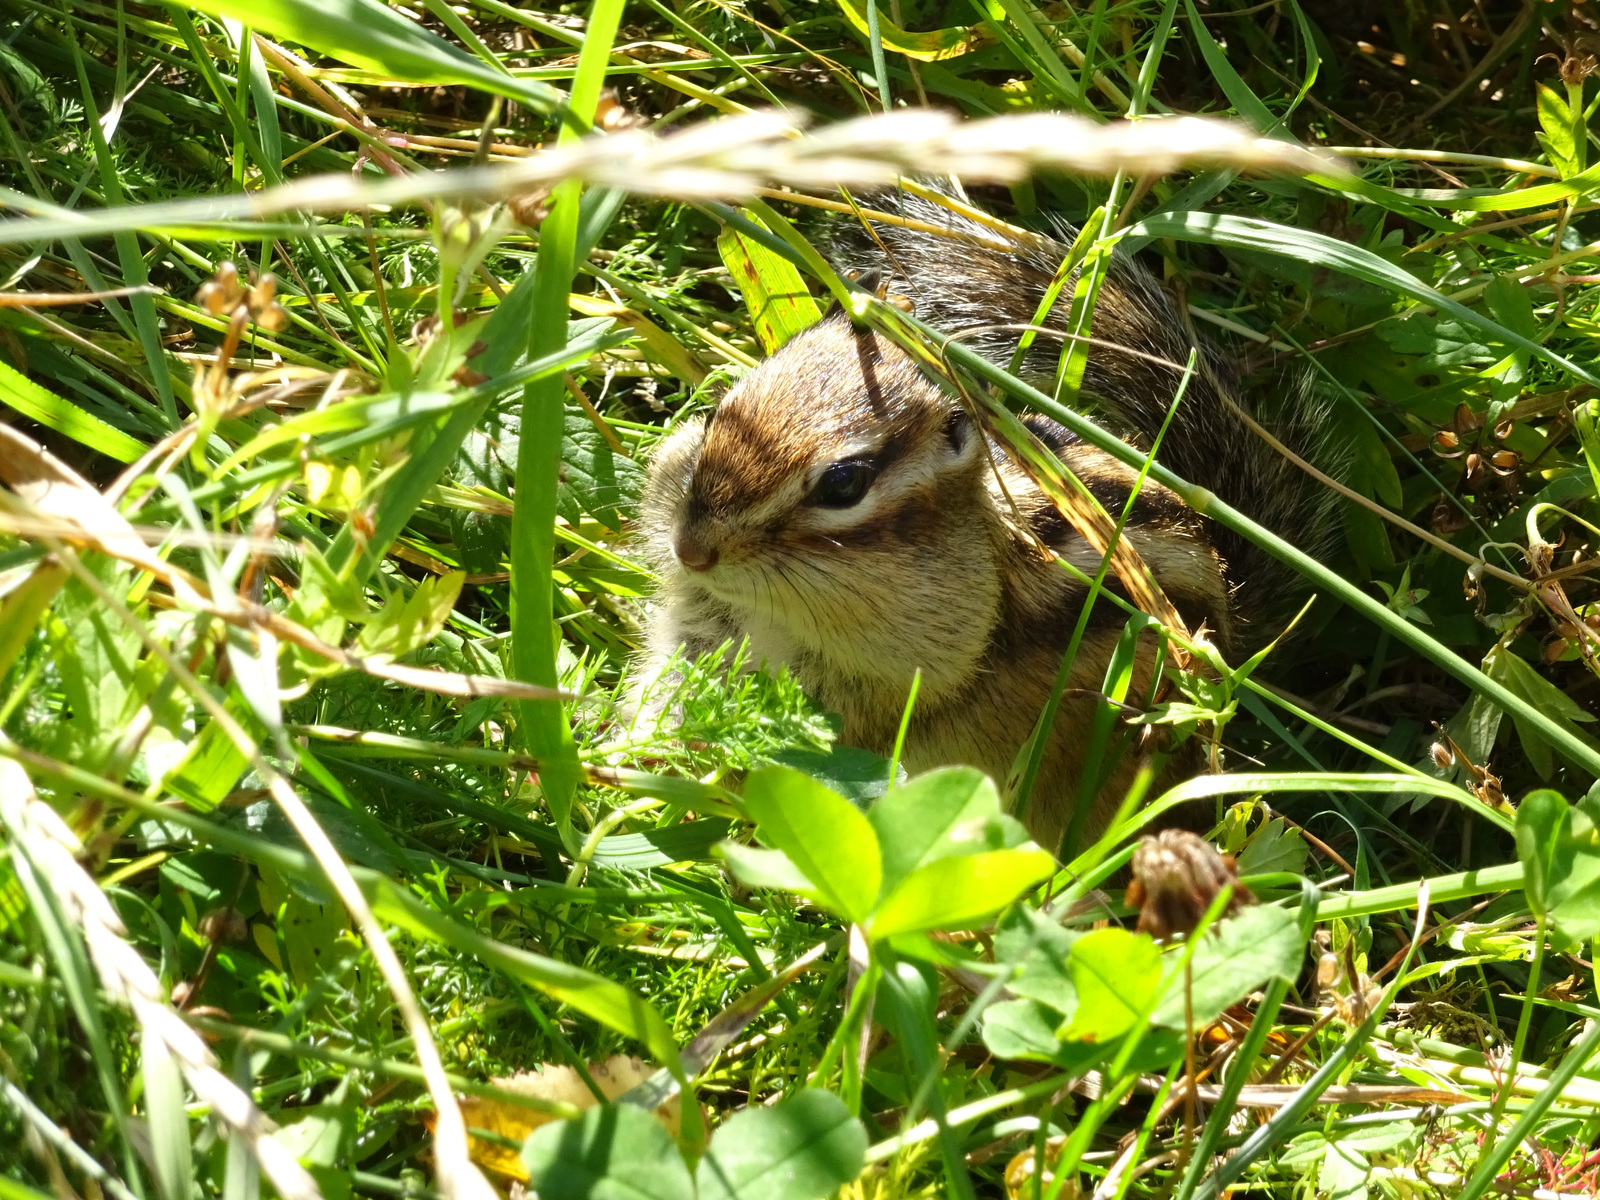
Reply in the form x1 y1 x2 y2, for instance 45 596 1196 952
634 196 1337 854
638 317 1227 853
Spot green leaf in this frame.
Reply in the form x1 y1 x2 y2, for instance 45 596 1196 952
357 570 464 659
0 359 145 463
1182 0 1279 133
1516 788 1568 919
1150 906 1304 1028
982 998 1070 1062
1235 818 1309 879
274 1098 357 1167
715 841 819 898
188 0 564 112
143 1035 194 1200
1488 648 1598 778
718 211 822 354
1320 1138 1371 1200
696 1090 866 1200
521 1103 695 1200
868 848 1054 938
1518 791 1600 941
741 766 882 923
994 905 1078 1014
868 766 1029 897
1059 927 1162 1042
1537 83 1580 177
766 745 899 808
367 877 683 1072
1126 210 1600 389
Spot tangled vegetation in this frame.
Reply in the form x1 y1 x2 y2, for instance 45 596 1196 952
4 1 1600 1197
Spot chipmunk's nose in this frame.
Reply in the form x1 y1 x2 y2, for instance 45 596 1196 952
673 528 719 572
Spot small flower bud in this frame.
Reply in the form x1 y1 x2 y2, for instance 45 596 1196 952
1126 829 1253 941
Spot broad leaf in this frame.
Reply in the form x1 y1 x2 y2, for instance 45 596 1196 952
718 212 822 354
993 905 1079 1015
521 1103 695 1200
1059 928 1161 1043
716 842 819 899
1518 790 1600 940
868 848 1054 938
1151 906 1304 1028
1517 789 1569 920
696 1090 866 1200
741 766 881 923
868 766 1030 898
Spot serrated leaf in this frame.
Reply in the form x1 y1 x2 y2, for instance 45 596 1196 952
560 411 647 531
1235 817 1308 878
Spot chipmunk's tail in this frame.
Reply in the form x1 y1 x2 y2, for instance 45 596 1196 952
830 188 1344 645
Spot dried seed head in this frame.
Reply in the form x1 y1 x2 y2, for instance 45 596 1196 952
1431 498 1468 536
1126 828 1253 941
1432 429 1460 452
508 187 553 227
1316 952 1341 988
1430 741 1456 770
257 303 288 332
248 272 278 310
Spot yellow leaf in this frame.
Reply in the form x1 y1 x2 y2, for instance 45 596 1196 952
834 0 993 61
568 294 706 384
717 213 822 354
457 1056 683 1180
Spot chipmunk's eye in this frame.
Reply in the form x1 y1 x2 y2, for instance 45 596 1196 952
808 459 877 508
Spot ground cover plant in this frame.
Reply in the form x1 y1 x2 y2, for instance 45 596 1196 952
6 0 1600 1196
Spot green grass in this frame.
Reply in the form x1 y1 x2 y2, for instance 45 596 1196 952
4 1 1600 1198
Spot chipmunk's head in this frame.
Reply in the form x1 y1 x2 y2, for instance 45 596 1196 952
640 312 1003 699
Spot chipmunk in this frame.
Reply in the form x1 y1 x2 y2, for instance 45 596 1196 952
634 191 1335 854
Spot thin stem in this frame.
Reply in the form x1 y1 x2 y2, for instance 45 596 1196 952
1475 913 1548 1171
